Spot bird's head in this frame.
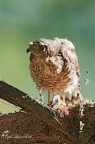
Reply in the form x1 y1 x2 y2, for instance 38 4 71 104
27 38 76 58
27 40 48 55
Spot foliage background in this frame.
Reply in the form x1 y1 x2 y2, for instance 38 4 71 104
0 0 95 113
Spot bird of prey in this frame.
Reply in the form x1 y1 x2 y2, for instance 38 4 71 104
27 38 83 108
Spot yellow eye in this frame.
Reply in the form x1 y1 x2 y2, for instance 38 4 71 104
33 45 44 52
33 45 39 51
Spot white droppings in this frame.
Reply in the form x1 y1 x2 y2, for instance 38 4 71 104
79 121 85 133
22 95 33 101
22 95 26 98
79 104 85 117
35 94 45 106
85 99 95 107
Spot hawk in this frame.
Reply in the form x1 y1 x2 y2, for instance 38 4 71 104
27 38 83 108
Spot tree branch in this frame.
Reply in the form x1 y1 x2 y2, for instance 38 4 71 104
0 81 95 144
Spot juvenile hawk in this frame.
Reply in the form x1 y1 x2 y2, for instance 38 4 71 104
27 38 83 107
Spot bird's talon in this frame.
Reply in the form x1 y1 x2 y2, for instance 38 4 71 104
47 101 52 106
57 106 69 116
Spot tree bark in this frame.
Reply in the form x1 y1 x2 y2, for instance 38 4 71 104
0 81 95 144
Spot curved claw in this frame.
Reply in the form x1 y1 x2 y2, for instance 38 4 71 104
57 106 69 116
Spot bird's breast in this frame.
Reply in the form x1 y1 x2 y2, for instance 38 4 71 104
29 54 77 92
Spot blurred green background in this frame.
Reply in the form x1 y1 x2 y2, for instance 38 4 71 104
0 0 95 113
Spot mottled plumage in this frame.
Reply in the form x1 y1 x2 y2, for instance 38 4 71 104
27 38 82 106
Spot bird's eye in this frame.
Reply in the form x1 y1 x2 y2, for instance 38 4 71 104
33 45 41 51
34 45 39 50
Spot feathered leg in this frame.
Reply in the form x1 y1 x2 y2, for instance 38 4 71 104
56 91 69 115
62 91 66 104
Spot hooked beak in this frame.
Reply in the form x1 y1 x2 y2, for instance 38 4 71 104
26 48 30 53
26 42 33 53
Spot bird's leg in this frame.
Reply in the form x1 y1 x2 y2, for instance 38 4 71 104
62 91 66 105
48 90 51 105
55 92 69 115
